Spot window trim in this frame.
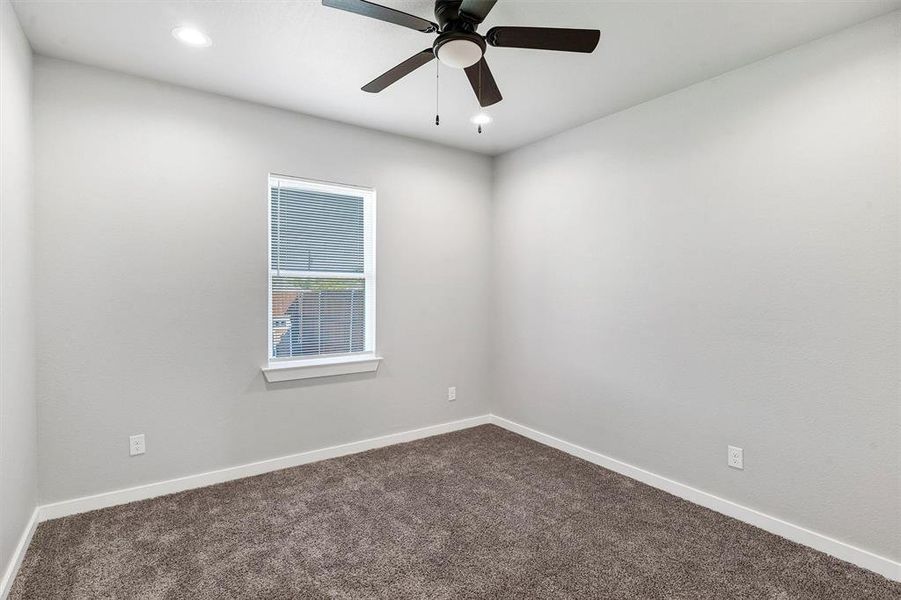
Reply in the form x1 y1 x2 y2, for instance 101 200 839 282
264 174 379 381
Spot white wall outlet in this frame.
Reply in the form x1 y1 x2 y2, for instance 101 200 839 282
129 434 146 456
447 386 456 402
727 445 743 470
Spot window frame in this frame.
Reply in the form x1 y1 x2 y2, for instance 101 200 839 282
263 174 379 382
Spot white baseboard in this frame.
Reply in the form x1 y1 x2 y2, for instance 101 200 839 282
0 507 39 600
489 414 901 582
38 414 490 521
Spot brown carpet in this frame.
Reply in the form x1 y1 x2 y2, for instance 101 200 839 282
10 424 900 599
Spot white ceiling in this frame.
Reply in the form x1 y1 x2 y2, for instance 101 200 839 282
12 0 901 155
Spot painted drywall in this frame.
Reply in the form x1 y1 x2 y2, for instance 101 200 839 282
0 0 37 581
492 12 900 562
32 57 493 503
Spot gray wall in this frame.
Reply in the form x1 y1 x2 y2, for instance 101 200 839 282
0 0 38 579
491 13 900 561
33 58 493 503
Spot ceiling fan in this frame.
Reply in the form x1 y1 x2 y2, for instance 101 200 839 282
322 0 600 107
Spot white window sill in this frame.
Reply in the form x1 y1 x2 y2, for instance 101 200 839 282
262 354 382 383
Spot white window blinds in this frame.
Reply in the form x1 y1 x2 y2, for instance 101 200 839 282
269 175 375 361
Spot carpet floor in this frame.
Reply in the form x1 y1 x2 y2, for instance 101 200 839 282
10 424 900 599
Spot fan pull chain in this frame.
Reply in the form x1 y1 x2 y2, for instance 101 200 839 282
477 62 483 134
435 60 440 126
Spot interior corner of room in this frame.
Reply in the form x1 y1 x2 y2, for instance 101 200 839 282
1 0 899 597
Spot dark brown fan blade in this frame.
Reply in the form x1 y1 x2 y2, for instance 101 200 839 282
464 57 502 107
322 0 438 33
459 0 497 24
362 49 435 93
486 27 600 53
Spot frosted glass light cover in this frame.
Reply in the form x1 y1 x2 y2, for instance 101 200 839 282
436 39 482 68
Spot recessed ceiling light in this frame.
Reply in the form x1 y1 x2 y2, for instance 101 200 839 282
470 113 492 126
172 26 211 48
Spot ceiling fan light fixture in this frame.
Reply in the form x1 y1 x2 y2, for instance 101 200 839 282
322 0 600 110
435 38 483 69
470 112 492 125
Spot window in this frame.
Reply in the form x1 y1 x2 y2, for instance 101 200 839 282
264 175 378 382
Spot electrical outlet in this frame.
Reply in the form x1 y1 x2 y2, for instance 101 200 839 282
727 445 743 470
129 434 146 456
447 386 456 402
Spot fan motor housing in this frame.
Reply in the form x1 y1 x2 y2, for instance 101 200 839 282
435 0 470 30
